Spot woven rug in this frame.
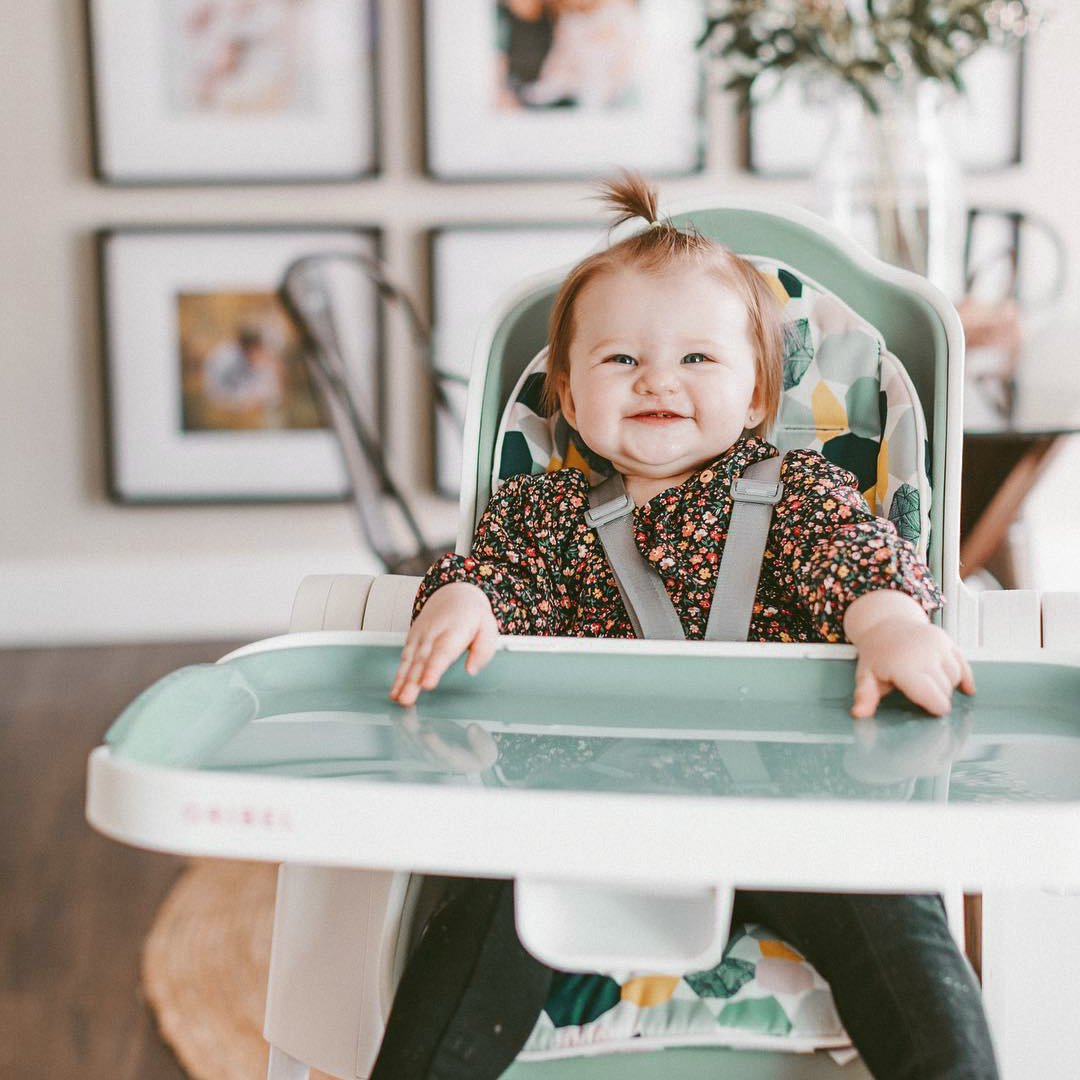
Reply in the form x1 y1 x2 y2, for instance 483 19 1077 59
142 860 280 1080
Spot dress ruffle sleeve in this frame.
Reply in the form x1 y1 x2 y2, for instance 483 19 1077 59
771 450 943 641
412 471 590 635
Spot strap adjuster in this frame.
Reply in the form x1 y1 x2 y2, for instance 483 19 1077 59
731 477 784 505
584 492 634 529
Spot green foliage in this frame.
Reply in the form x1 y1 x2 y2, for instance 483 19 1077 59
697 0 1039 111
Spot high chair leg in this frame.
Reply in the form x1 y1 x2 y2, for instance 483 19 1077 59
267 1044 309 1080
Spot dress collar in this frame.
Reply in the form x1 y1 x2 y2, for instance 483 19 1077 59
637 435 777 516
629 436 778 568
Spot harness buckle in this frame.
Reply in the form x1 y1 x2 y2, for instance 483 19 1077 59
584 493 635 529
731 477 784 505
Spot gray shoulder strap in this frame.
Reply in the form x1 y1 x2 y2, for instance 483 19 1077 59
705 454 784 642
585 474 685 640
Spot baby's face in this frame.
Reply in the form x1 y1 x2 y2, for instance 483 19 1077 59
560 264 762 504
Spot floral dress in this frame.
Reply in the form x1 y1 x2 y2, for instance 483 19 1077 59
415 435 941 642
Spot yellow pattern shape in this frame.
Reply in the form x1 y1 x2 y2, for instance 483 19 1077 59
621 975 680 1007
759 939 805 963
811 381 847 443
562 442 592 475
762 273 789 307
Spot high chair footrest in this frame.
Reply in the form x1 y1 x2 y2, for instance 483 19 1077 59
515 878 734 972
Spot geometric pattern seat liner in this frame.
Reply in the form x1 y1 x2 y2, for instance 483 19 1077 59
491 257 934 1059
496 256 931 559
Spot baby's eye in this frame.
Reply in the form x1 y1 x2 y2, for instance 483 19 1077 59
682 352 710 364
605 354 637 366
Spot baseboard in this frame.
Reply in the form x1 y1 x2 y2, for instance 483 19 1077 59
0 550 381 647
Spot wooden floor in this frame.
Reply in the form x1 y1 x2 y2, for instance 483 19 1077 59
1 641 244 1080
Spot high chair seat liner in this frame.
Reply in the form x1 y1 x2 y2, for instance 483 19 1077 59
494 257 931 559
518 923 847 1061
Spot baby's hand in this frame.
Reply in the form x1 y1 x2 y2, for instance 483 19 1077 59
843 591 975 719
390 583 499 706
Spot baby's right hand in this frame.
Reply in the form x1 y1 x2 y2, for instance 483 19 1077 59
389 583 499 706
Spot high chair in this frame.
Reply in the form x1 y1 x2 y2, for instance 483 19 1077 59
86 198 1080 1079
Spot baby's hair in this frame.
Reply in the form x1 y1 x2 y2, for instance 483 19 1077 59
543 172 784 436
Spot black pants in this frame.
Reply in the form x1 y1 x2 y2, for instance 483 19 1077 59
371 880 999 1080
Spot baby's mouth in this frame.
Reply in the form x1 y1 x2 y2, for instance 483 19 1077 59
628 410 687 421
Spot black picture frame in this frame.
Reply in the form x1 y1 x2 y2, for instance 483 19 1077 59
98 225 382 503
85 0 379 185
423 0 706 181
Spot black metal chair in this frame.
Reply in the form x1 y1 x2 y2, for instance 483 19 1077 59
279 252 464 575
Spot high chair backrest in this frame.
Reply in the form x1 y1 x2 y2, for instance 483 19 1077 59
457 200 965 629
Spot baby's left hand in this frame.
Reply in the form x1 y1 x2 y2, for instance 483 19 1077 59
843 591 975 718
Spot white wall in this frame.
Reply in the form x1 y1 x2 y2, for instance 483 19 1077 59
2 2 1078 646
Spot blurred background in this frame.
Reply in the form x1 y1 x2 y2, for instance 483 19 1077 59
1 0 1077 648
3 6 1080 1079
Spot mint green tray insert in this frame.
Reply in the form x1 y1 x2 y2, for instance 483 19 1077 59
106 644 1080 803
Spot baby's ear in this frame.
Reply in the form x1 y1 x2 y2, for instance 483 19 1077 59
557 382 576 426
744 388 765 430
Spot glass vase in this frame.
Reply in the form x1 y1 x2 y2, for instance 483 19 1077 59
813 76 965 299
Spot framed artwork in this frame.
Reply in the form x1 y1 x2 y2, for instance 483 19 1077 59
86 0 378 183
964 208 1067 309
99 226 381 502
423 0 704 180
429 224 600 494
749 44 1024 177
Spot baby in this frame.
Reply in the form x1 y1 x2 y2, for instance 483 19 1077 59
376 176 994 1080
392 175 973 721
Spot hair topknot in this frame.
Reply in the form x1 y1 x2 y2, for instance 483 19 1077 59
595 171 661 230
594 171 706 258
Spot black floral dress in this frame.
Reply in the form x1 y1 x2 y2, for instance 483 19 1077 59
415 436 941 642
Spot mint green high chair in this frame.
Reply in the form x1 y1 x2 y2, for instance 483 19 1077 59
86 198 1080 1080
261 198 969 1080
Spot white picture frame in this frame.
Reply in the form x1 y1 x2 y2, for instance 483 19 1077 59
100 226 380 502
429 224 601 494
749 44 1024 177
423 0 704 180
87 0 378 183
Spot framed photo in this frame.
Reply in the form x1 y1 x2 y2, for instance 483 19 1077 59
423 0 704 180
749 44 1024 177
86 0 378 183
429 224 600 493
99 226 381 502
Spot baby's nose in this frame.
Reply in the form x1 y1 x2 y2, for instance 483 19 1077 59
635 366 678 395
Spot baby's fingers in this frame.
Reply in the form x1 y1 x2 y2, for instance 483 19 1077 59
851 668 888 719
956 651 976 695
465 617 498 676
392 628 457 705
896 669 955 717
394 632 463 706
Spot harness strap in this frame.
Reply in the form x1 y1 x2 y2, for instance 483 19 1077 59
585 455 784 642
585 474 685 640
705 454 784 642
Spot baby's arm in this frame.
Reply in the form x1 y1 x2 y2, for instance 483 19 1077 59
843 589 975 718
390 583 498 706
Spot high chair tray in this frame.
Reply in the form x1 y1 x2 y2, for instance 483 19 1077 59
87 632 1080 892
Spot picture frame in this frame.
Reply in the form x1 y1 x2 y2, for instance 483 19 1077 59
99 226 381 502
423 0 704 180
86 0 378 184
429 224 601 494
748 43 1025 177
